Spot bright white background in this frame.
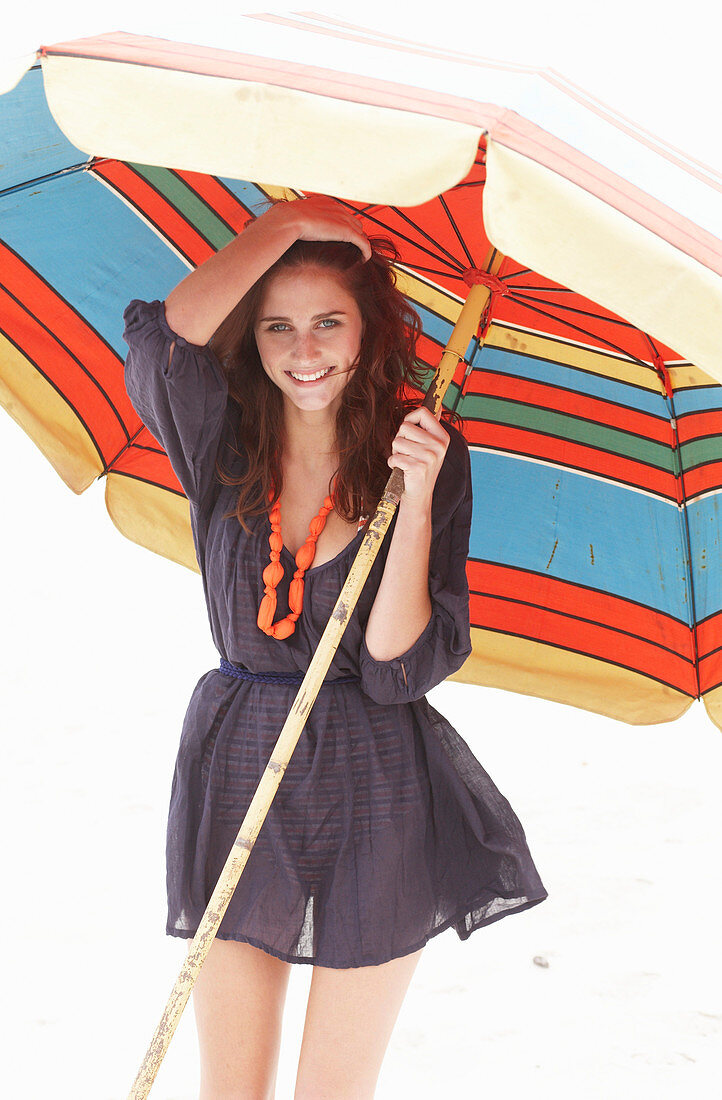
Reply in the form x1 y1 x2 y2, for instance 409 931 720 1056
2 3 722 1098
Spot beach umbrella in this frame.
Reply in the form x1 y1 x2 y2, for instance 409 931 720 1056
2 16 721 735
3 13 722 1093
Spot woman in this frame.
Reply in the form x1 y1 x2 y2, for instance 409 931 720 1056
123 195 548 1099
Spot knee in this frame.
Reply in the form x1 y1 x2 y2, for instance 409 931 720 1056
294 1075 376 1100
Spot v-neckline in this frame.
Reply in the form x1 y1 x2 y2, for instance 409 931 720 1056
272 518 367 576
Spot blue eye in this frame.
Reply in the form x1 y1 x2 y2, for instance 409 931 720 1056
268 323 290 332
318 318 339 329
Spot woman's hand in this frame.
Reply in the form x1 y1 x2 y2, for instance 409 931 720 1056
387 406 449 512
268 194 372 261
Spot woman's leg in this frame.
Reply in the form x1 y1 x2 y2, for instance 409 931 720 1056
188 937 292 1100
293 947 424 1099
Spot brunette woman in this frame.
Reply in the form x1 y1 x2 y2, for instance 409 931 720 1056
122 195 548 1099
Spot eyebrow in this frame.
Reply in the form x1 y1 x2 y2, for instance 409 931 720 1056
258 310 348 323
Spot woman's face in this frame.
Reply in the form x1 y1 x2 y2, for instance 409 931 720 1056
253 265 363 416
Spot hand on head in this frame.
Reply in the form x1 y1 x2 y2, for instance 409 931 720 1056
267 194 372 262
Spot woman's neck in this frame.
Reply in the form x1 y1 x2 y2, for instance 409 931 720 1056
282 402 338 470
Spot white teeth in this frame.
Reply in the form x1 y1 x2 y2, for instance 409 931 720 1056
289 367 332 382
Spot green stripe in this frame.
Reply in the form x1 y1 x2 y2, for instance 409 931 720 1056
681 436 722 468
131 164 235 250
458 393 674 470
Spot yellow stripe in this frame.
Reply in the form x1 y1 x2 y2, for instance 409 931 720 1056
0 334 101 493
448 625 694 725
105 473 200 573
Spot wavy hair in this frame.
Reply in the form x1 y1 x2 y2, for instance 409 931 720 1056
210 225 457 533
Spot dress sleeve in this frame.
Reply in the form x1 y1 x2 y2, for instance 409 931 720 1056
358 423 473 705
122 298 229 507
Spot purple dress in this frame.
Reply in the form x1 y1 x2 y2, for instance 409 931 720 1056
122 298 548 969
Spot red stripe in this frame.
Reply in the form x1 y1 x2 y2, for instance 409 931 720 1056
0 242 189 495
91 161 214 267
696 611 722 660
699 648 722 693
468 590 696 694
465 370 673 445
682 460 722 498
174 171 256 234
464 421 677 498
677 407 722 443
467 560 692 654
0 243 125 407
117 435 186 496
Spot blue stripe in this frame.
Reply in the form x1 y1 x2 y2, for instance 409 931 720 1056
672 386 722 415
688 493 722 619
216 178 278 216
0 67 84 195
469 449 692 620
1 171 189 356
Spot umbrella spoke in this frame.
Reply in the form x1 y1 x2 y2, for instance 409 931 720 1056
509 290 640 330
438 194 477 269
332 195 474 273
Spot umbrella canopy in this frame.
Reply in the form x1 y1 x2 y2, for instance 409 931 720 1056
2 15 721 731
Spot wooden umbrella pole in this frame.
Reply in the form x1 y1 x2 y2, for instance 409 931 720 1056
127 250 504 1099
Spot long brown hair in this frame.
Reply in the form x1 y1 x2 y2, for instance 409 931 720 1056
210 228 454 533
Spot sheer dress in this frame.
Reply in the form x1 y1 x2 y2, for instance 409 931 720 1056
122 298 548 969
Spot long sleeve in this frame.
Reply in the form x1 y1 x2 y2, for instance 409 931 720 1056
122 298 229 507
358 423 473 705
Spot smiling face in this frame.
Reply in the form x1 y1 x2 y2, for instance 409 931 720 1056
253 265 364 418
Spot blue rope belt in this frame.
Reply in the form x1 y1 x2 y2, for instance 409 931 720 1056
219 657 359 686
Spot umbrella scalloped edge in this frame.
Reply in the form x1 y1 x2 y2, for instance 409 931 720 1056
449 628 699 728
105 473 199 573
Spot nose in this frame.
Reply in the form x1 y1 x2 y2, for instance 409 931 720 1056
292 329 323 366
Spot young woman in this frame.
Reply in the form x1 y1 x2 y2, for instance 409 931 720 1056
123 195 548 1099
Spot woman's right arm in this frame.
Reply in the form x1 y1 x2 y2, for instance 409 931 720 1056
164 197 372 346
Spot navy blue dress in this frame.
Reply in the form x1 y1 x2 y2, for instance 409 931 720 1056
123 298 548 969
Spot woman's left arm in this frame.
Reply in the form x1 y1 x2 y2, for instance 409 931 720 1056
359 413 473 705
364 406 449 661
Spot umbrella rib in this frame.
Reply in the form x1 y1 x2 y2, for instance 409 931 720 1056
506 284 575 293
438 194 476 269
105 425 159 475
0 161 93 198
332 198 467 272
408 264 476 280
509 290 640 330
641 335 702 694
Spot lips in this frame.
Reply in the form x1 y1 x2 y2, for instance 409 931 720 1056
286 365 335 384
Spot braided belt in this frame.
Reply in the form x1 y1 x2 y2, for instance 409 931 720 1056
219 657 359 686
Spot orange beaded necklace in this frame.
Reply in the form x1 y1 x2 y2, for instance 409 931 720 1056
257 487 336 639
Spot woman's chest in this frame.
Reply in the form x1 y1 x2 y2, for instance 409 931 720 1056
280 499 366 567
202 484 382 635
